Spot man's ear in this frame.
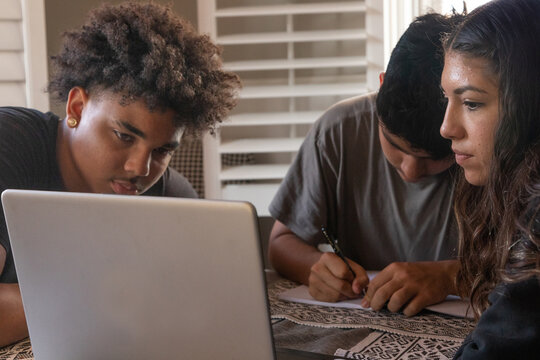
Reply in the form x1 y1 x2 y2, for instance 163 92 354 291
379 72 385 87
65 87 88 123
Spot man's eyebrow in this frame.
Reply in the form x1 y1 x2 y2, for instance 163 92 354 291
381 128 433 159
117 120 146 139
115 120 181 149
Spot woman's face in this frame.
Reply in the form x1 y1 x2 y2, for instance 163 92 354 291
59 88 182 195
440 52 500 186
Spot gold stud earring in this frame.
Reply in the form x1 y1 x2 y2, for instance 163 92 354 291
67 117 78 128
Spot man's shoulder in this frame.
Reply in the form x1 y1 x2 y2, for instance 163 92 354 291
0 107 60 164
312 92 378 142
322 92 377 120
315 92 377 129
0 106 51 121
0 107 58 135
334 92 378 112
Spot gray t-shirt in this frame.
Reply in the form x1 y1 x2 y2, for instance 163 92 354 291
269 93 457 270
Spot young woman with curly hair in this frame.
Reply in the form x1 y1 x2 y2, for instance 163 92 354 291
440 0 540 357
0 1 240 346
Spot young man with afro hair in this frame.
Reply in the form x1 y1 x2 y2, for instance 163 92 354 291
0 1 240 346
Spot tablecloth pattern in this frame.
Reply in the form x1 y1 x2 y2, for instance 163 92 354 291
0 338 32 360
269 279 475 360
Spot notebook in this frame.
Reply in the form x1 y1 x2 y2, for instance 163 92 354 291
2 189 340 360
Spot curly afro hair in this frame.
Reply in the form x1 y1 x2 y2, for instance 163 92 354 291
48 1 241 134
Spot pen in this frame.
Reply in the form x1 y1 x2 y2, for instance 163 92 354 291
321 226 356 278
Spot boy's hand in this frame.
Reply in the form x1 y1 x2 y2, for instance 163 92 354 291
308 252 369 302
360 260 459 316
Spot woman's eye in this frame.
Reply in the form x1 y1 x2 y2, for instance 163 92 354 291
464 101 482 111
113 130 134 143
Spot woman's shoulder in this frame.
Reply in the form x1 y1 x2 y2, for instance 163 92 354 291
491 276 540 301
487 277 540 326
454 277 540 359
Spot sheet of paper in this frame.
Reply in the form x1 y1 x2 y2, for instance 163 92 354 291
279 285 370 309
277 271 379 310
424 295 473 318
278 271 473 318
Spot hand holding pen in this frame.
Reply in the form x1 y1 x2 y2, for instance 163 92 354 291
320 227 357 278
306 226 369 303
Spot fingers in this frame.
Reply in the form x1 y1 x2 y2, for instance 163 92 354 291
361 277 421 315
361 261 454 316
350 261 369 294
363 267 393 302
362 263 417 312
363 275 405 311
401 296 427 317
308 274 349 302
308 252 366 302
361 267 392 308
383 287 427 316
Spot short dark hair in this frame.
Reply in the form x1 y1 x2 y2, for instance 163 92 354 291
48 1 241 134
376 12 464 159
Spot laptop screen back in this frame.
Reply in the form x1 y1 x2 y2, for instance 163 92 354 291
2 190 275 360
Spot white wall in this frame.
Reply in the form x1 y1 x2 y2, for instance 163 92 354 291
0 0 49 111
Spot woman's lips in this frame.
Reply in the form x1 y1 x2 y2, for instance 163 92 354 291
110 180 139 195
453 149 472 166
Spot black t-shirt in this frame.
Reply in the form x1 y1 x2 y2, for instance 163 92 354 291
454 277 540 359
0 107 197 283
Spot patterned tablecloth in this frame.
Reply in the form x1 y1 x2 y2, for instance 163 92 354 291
269 279 475 360
0 338 32 360
0 279 475 360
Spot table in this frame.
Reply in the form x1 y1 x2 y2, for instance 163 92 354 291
0 274 474 360
0 338 31 359
269 278 474 359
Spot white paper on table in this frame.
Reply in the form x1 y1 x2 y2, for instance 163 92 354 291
278 271 473 319
279 285 370 309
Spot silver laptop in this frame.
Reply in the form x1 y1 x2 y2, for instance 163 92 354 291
2 189 277 360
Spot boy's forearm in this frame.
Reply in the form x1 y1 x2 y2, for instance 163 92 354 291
268 226 322 285
0 283 28 347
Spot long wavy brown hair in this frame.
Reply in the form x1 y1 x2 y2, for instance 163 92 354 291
444 0 540 319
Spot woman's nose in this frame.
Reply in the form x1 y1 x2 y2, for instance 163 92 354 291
440 105 462 140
